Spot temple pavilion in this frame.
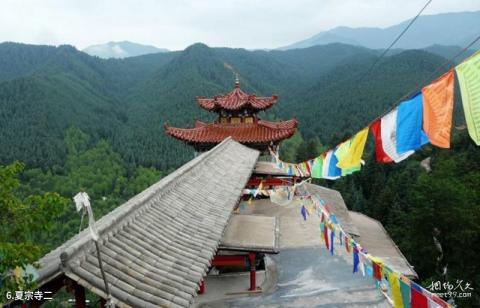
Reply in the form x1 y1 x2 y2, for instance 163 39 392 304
20 79 417 308
164 78 298 153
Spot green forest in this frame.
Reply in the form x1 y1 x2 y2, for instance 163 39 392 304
0 42 479 306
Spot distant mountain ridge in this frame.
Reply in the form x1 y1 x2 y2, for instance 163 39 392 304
83 41 168 58
281 11 480 50
0 41 457 170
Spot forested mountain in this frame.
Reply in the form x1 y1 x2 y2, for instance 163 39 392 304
1 41 479 305
281 11 480 50
0 41 456 171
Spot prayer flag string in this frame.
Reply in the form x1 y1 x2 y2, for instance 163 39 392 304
269 50 480 179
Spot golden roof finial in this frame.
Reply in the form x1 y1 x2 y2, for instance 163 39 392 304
235 73 240 88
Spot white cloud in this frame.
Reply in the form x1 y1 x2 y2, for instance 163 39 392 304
0 0 478 50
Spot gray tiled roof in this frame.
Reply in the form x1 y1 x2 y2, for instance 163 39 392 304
36 138 259 308
349 211 418 279
219 215 278 253
304 183 360 236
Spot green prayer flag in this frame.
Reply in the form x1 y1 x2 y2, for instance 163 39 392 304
399 279 411 308
456 51 480 145
311 157 323 178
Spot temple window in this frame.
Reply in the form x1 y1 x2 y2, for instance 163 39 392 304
231 117 241 124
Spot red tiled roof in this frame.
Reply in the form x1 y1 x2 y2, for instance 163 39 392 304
165 119 298 144
197 83 277 111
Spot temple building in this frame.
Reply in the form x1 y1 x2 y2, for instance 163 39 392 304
164 78 298 153
20 80 418 308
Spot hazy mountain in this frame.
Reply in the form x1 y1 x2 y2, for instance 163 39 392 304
281 11 480 50
83 41 169 58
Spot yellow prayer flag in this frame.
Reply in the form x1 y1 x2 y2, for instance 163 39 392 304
387 271 404 308
337 128 369 169
456 51 480 145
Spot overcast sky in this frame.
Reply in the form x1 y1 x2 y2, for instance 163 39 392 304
0 0 479 50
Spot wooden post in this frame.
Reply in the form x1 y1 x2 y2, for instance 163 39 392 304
74 283 86 308
248 252 256 291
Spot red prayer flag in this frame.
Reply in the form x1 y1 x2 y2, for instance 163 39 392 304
411 286 428 308
305 161 311 175
372 261 382 281
370 119 394 163
323 224 329 250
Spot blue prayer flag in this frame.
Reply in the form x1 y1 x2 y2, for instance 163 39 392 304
330 229 335 255
328 150 342 178
287 165 293 176
330 214 338 224
396 93 429 154
301 205 307 221
353 245 360 273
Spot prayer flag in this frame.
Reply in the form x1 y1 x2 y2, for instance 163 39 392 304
430 295 448 308
456 51 480 145
427 297 442 308
330 228 335 255
304 161 311 176
381 108 415 162
323 150 341 179
411 282 428 308
301 205 307 221
371 258 384 281
396 93 429 154
323 224 329 250
422 70 455 148
400 278 411 308
335 140 361 176
387 271 404 308
337 127 369 170
359 254 366 277
370 119 394 163
353 245 360 273
366 264 373 278
311 157 323 178
73 192 99 241
330 214 338 224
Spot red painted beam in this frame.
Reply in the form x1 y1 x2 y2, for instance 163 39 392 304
247 178 290 186
211 255 247 267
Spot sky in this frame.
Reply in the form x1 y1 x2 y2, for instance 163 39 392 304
0 0 479 51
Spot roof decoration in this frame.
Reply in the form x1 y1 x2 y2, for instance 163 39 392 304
197 81 278 111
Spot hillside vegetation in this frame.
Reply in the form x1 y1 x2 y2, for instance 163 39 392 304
0 41 478 306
